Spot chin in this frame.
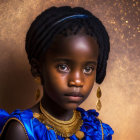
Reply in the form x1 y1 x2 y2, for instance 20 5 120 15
63 102 80 110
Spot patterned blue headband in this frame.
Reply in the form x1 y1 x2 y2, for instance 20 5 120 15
53 14 89 26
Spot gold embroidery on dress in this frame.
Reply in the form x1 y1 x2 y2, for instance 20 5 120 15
96 117 104 140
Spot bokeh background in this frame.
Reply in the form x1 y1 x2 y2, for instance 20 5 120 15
0 0 139 139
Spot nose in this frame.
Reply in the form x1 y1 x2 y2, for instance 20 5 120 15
68 71 84 87
68 80 84 87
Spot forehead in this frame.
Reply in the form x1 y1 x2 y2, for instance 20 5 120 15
46 34 99 60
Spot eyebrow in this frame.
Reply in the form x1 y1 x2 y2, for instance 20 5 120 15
86 61 97 65
53 58 72 63
53 58 97 65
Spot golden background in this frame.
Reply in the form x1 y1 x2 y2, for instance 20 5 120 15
0 0 139 139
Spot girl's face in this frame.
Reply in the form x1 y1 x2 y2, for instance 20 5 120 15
40 34 99 110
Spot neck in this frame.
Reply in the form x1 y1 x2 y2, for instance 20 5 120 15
41 94 74 121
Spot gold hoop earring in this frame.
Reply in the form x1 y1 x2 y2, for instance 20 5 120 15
34 77 41 84
96 87 102 111
34 77 41 101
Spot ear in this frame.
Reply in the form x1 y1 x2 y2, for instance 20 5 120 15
30 58 41 77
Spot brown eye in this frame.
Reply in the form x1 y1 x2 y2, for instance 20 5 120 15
83 66 94 75
57 64 70 73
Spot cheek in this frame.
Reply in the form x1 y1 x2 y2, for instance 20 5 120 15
43 68 68 91
52 75 67 90
85 78 94 90
84 72 96 92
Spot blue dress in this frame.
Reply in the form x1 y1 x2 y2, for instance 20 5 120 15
0 107 114 140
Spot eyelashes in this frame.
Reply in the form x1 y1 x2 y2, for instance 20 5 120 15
56 63 95 75
57 64 70 73
83 66 95 75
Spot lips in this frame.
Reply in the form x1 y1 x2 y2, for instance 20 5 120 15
64 92 84 102
64 92 83 97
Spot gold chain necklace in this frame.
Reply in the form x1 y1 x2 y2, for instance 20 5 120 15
33 102 84 140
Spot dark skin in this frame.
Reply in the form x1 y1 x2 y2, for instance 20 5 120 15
1 34 99 140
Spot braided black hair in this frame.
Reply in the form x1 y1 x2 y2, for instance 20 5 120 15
25 6 110 84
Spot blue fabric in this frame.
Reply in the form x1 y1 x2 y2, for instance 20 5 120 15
0 108 114 140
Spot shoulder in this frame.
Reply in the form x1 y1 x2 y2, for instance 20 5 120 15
96 117 114 139
0 109 33 140
77 107 114 139
0 119 28 140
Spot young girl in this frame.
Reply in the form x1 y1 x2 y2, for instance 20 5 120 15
0 6 114 140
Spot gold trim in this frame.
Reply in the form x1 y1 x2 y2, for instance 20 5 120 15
96 117 104 140
0 117 29 140
99 119 104 140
